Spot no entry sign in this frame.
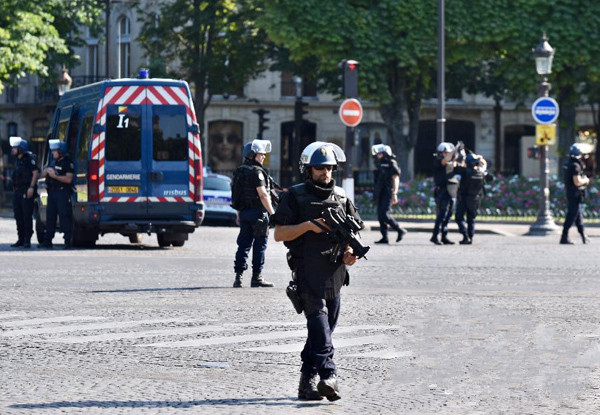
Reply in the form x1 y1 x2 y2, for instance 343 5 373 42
339 98 363 127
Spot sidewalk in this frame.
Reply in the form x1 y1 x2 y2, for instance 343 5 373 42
364 219 600 237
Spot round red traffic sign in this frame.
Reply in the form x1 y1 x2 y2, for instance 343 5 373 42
339 98 363 127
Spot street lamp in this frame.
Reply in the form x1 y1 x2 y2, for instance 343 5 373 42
57 65 72 96
528 33 559 235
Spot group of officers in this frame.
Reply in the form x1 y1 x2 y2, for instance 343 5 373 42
9 136 74 249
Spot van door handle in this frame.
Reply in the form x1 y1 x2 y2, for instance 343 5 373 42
148 171 163 182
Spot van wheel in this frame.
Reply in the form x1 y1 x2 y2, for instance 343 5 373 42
157 234 171 248
170 232 187 247
171 239 185 247
72 225 98 248
34 205 45 244
128 234 142 244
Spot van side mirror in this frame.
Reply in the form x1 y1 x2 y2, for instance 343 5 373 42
93 124 103 134
190 123 200 134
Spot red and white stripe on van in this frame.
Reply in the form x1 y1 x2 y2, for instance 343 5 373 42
89 83 202 203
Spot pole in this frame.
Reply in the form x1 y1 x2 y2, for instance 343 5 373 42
436 0 445 145
344 126 355 201
105 0 110 78
528 76 559 235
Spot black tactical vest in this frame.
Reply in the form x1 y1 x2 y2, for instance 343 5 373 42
12 153 37 191
232 162 270 210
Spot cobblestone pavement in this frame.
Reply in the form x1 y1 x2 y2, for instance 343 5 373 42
1 218 600 414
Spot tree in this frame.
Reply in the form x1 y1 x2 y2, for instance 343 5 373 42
138 0 269 150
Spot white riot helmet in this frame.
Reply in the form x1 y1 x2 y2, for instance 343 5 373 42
299 141 346 174
371 144 393 157
437 142 455 153
242 139 271 159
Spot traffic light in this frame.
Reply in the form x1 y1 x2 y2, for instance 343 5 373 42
294 100 308 121
252 108 270 139
527 146 540 159
341 59 359 98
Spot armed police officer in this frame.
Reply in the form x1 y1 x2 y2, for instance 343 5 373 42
9 137 39 248
372 144 407 244
560 143 590 245
39 140 74 249
454 153 487 244
231 139 275 288
431 142 461 245
272 142 364 402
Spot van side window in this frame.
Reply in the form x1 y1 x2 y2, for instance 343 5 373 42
152 106 187 161
77 115 94 174
106 105 141 161
67 111 80 156
57 120 69 143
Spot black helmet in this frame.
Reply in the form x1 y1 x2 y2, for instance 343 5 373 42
299 141 346 174
242 139 271 159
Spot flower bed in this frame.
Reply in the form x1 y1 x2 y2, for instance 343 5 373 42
354 174 600 220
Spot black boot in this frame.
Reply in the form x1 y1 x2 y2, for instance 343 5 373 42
396 228 407 242
581 233 591 244
441 233 455 245
375 237 389 244
560 234 574 245
251 274 274 287
10 240 24 248
317 374 341 401
298 373 323 401
233 273 243 288
38 241 53 249
459 234 471 245
430 235 442 245
22 240 31 248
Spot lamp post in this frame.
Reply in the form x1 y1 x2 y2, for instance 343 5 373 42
436 0 445 145
528 33 559 235
57 65 73 97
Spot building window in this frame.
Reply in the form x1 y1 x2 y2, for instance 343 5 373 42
280 72 317 98
7 122 17 138
6 86 18 104
118 16 131 78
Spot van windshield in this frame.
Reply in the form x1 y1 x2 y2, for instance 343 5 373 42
152 106 188 161
106 105 142 161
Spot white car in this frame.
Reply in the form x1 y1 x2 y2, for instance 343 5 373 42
202 173 237 225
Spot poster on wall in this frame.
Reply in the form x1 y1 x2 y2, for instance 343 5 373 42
208 120 243 172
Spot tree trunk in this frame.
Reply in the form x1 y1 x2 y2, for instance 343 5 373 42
558 85 577 170
494 98 502 174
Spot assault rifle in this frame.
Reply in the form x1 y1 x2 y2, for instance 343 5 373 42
450 140 465 163
310 207 370 262
269 175 283 205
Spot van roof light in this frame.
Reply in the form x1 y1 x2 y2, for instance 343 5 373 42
138 69 149 79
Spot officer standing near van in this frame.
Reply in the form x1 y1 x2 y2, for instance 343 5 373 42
372 144 406 244
431 142 459 245
560 143 590 245
39 140 74 249
272 142 364 402
231 139 275 288
454 153 487 244
9 137 39 248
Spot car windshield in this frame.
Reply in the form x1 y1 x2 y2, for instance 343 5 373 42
204 176 230 191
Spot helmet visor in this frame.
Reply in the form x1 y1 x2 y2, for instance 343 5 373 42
300 141 346 165
9 136 22 148
251 139 272 154
48 139 61 150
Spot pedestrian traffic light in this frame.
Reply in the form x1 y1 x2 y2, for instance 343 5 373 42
527 146 540 159
341 59 359 98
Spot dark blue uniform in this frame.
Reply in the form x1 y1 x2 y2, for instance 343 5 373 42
272 179 362 381
561 158 586 241
432 158 455 239
454 165 484 242
43 156 74 247
374 156 404 241
233 160 271 278
11 152 39 245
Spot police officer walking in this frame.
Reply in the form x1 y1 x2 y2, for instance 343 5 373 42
39 140 74 249
272 142 364 402
231 139 275 288
372 144 406 244
9 137 39 248
560 143 590 245
431 142 460 245
454 153 487 244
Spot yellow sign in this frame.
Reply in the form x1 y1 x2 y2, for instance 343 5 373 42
536 124 556 146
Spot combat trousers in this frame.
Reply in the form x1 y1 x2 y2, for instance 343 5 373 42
377 194 401 238
234 207 268 275
300 292 341 379
455 197 479 238
433 191 454 237
562 197 584 237
13 190 34 243
45 189 73 244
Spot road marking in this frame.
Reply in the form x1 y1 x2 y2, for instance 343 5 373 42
1 319 183 338
346 349 412 360
241 334 390 353
1 316 106 327
46 321 305 344
141 325 401 348
0 314 26 320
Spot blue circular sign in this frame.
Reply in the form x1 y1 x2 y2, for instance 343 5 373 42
531 97 559 124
